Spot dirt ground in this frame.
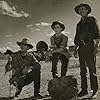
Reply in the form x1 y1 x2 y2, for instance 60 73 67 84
0 53 100 100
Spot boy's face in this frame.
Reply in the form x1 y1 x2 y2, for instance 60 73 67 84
53 24 63 34
78 6 88 17
20 43 29 52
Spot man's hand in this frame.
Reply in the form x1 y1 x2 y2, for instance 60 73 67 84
22 67 28 75
49 45 57 49
74 45 79 58
94 39 100 55
45 51 52 57
44 51 52 61
94 45 99 55
22 67 32 75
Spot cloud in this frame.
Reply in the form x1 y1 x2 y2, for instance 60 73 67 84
7 42 12 44
36 22 51 27
26 22 51 33
46 32 54 37
35 28 40 32
29 27 35 32
26 24 35 32
68 38 74 46
46 31 71 37
5 34 13 37
26 24 33 28
62 31 70 35
0 1 29 18
26 24 42 33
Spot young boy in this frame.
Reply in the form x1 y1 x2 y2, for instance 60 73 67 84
46 21 71 78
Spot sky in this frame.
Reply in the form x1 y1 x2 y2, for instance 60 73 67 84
0 0 100 52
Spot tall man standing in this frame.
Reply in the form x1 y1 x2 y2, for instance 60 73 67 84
74 4 100 98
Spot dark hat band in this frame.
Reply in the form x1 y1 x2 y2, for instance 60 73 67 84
74 4 91 14
51 21 65 31
16 41 33 49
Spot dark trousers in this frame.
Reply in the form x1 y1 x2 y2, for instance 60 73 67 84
51 53 69 77
25 64 41 95
78 43 98 91
11 62 41 95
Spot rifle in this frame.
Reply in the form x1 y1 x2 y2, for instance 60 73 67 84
4 49 13 97
4 49 13 74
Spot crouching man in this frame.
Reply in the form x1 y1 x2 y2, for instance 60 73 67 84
9 38 43 98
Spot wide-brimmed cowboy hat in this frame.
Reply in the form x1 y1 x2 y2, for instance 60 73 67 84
74 4 91 14
51 21 65 31
16 38 33 49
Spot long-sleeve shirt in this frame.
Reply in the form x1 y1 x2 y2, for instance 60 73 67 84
50 34 71 58
50 34 68 50
74 16 100 46
11 50 36 76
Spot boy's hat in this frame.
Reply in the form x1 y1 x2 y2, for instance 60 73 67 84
51 21 65 31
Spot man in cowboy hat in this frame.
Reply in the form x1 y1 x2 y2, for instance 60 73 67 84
10 38 43 98
46 21 72 78
74 4 100 98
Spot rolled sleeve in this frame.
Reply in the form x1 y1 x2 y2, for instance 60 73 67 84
50 36 56 45
60 36 68 50
74 25 80 45
89 17 100 39
50 36 57 49
11 55 20 76
31 56 36 66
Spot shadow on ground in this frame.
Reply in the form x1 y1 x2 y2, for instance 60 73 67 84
78 97 93 100
0 97 14 100
0 96 52 100
0 96 93 100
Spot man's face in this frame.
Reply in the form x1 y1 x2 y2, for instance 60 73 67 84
20 43 29 52
78 6 88 17
53 24 62 34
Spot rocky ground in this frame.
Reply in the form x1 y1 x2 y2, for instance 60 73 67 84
0 53 100 100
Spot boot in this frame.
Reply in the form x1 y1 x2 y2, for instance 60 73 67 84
78 90 88 97
15 89 22 97
90 90 98 99
34 93 43 98
52 73 58 78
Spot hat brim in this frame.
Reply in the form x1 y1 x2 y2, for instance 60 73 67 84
51 21 65 31
16 41 33 49
74 4 91 15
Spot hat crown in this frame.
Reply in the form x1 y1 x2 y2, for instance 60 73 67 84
74 4 91 14
16 38 33 49
21 38 30 44
51 21 65 31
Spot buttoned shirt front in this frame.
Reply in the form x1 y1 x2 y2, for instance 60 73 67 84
50 34 68 50
74 16 100 45
11 51 36 76
50 34 71 57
